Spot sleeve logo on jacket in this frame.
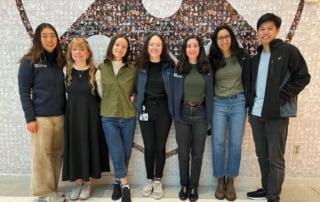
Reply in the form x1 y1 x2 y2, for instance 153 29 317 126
34 64 47 68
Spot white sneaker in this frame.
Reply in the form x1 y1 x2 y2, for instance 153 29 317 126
55 192 66 202
142 179 153 197
152 180 163 200
56 192 65 198
79 183 91 200
69 184 82 200
38 192 65 202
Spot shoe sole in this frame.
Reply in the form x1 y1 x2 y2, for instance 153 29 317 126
215 194 225 200
111 196 121 200
153 193 163 200
248 196 267 200
142 191 152 197
226 196 236 201
79 194 90 200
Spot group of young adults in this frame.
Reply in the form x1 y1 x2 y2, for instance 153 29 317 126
18 13 310 202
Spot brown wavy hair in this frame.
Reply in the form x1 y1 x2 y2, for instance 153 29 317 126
66 37 96 95
135 32 175 70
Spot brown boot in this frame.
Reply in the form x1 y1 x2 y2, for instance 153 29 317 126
225 177 236 201
215 176 225 200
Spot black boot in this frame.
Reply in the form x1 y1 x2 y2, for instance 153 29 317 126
189 187 198 202
179 186 188 201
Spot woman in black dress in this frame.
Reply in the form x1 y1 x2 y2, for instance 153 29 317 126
62 37 109 200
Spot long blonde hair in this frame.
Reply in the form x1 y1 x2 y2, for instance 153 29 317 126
66 37 96 95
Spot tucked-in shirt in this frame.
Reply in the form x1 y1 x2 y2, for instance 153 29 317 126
183 64 205 102
252 51 271 116
214 56 244 97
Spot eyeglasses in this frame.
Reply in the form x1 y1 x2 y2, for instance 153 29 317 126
217 35 231 42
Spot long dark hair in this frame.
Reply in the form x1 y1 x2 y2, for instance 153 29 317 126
19 23 65 67
135 32 175 70
209 24 244 71
104 33 130 63
176 35 210 75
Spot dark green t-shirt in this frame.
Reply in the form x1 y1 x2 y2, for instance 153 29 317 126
183 64 205 102
215 56 243 97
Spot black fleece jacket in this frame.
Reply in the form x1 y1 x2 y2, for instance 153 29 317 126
18 52 66 123
249 39 310 118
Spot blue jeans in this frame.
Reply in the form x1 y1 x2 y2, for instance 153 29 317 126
101 116 136 179
212 93 246 178
175 104 208 188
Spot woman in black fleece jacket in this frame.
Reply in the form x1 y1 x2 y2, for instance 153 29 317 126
18 23 66 202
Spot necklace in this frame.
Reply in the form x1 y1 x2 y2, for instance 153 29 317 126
73 65 89 78
78 70 86 78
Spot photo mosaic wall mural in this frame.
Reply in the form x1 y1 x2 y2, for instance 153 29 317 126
17 0 305 60
15 0 306 158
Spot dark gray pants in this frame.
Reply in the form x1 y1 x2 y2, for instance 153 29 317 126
249 115 289 202
175 104 208 188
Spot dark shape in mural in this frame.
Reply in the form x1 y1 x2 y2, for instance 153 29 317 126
16 0 305 57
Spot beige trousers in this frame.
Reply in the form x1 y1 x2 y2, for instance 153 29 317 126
31 116 64 196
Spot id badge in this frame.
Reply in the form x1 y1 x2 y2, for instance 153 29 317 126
139 113 149 121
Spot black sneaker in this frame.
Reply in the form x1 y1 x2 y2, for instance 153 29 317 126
111 184 122 200
121 187 131 202
247 188 267 199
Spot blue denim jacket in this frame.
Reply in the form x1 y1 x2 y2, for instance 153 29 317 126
173 69 213 122
136 61 174 117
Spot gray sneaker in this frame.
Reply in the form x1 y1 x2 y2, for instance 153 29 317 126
69 184 82 200
152 180 163 200
142 179 153 197
38 192 66 202
79 183 91 200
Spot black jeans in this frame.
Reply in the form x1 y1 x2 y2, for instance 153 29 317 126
175 104 207 188
139 98 172 179
249 115 289 202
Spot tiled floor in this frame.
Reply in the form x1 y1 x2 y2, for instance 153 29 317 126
0 175 319 202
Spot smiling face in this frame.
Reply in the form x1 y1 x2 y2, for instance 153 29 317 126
71 43 89 66
148 35 163 62
217 28 232 57
257 20 280 46
40 27 57 53
186 38 200 64
112 37 129 61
